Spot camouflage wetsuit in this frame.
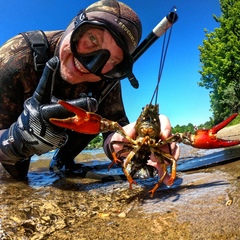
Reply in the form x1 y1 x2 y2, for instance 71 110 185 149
0 31 129 157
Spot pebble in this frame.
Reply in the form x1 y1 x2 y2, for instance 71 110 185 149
118 212 126 218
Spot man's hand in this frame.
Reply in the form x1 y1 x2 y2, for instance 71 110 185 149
104 114 180 183
0 57 67 160
0 57 98 161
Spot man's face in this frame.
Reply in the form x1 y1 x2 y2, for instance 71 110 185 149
59 27 124 84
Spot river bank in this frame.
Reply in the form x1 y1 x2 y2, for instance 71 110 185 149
0 125 240 239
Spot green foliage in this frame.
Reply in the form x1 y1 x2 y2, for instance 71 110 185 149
172 123 199 134
172 123 195 134
225 114 240 126
172 114 240 134
198 0 240 124
85 134 103 149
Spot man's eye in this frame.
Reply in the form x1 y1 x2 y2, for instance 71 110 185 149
89 35 97 44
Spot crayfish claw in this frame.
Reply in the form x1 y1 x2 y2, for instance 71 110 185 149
211 113 238 134
182 113 240 149
49 100 102 134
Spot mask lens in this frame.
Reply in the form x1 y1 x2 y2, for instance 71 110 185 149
70 24 133 80
101 53 133 80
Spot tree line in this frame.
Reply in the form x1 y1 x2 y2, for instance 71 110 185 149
172 114 240 134
198 0 240 124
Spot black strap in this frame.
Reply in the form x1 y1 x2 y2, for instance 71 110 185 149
21 30 50 78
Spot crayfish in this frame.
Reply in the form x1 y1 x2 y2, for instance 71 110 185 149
48 6 240 197
49 100 240 197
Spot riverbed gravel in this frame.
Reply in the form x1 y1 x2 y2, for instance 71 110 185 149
0 125 240 239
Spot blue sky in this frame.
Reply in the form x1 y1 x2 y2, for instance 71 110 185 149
1 0 221 127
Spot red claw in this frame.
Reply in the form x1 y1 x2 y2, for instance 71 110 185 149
49 100 102 134
191 113 240 149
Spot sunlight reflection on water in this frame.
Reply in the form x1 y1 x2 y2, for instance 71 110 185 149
30 145 224 163
31 148 105 162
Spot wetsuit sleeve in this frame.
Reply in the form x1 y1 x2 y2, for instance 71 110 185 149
0 30 63 130
0 34 38 129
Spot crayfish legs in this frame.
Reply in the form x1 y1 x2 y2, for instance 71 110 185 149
148 151 177 197
149 163 168 197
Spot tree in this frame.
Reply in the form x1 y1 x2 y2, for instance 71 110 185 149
198 0 240 124
86 135 103 149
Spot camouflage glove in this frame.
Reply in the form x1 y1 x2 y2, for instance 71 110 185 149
0 57 98 160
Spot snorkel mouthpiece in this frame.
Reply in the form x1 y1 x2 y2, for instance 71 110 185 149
73 49 110 76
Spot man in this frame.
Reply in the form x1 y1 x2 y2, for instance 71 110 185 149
0 0 179 184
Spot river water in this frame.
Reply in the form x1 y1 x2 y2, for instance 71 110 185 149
0 145 240 239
